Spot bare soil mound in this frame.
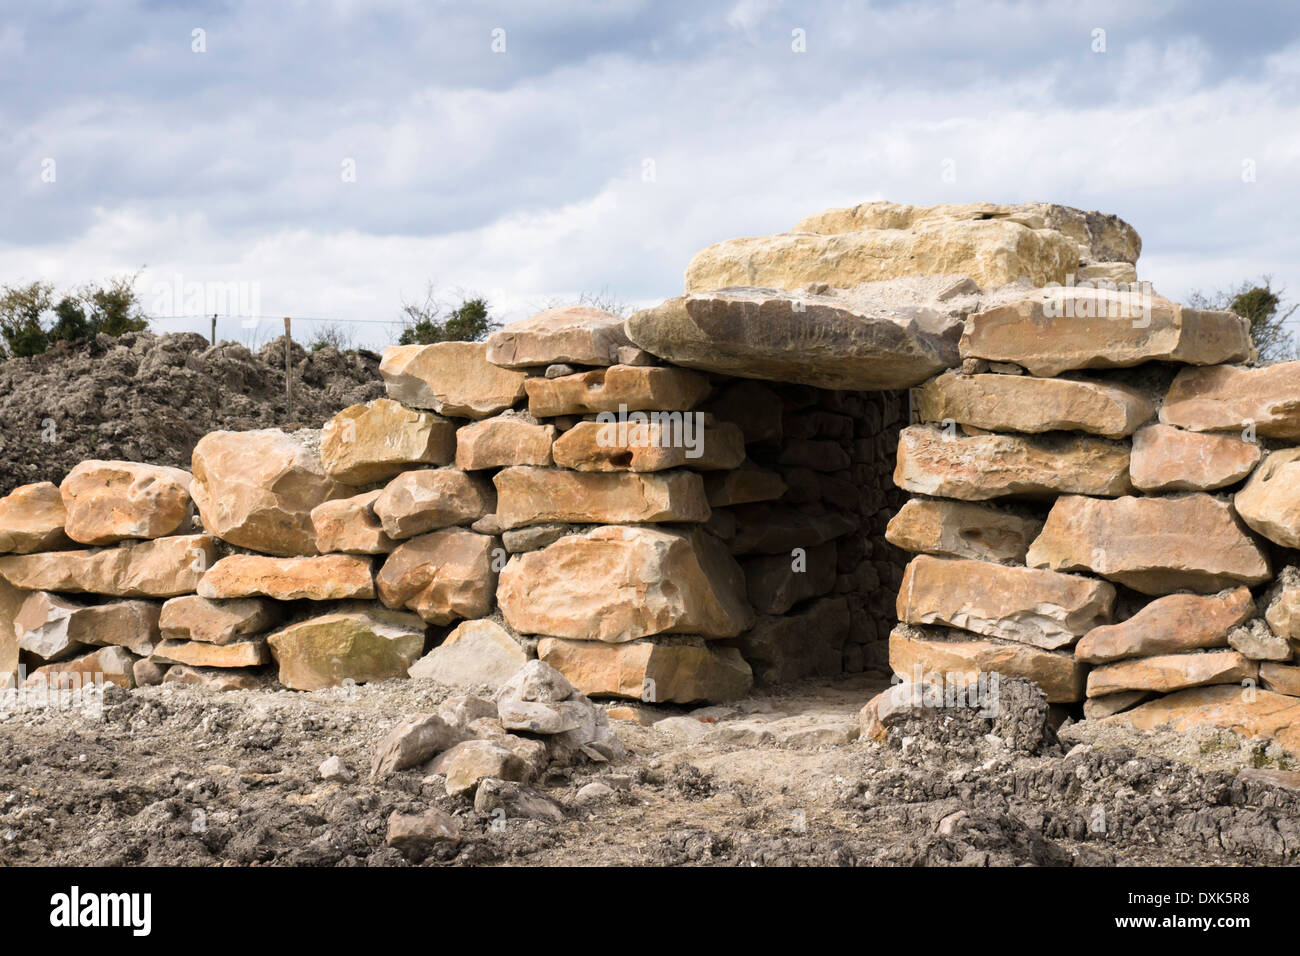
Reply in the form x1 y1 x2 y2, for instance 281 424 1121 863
0 332 384 493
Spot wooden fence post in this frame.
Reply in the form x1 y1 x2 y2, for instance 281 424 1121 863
284 317 293 423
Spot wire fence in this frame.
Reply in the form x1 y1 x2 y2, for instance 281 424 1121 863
141 313 407 352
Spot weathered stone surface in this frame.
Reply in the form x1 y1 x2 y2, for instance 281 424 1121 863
916 373 1153 439
1075 587 1254 664
501 523 571 553
153 638 270 668
703 466 787 507
0 534 215 598
161 664 260 691
376 528 497 624
1227 619 1292 662
733 596 850 685
0 482 69 555
498 525 754 642
1129 424 1261 492
159 595 280 645
1086 650 1256 697
199 554 375 601
684 217 1079 293
894 425 1132 500
26 645 137 690
494 466 710 530
373 469 494 539
728 504 856 555
380 341 528 419
1108 685 1300 754
133 657 169 687
266 605 427 690
486 305 638 368
58 460 193 546
1234 448 1300 549
741 541 837 615
704 380 783 443
524 365 709 418
408 619 527 690
885 498 1042 564
961 288 1250 377
538 636 752 704
385 808 461 853
627 286 972 390
428 740 527 797
475 778 566 822
791 201 1141 265
897 555 1114 650
370 713 462 779
15 593 160 660
455 416 555 471
0 579 21 678
1160 362 1300 440
1261 663 1300 698
310 490 396 555
191 429 348 556
319 399 456 484
1083 690 1150 720
889 624 1086 703
552 419 746 472
1027 494 1272 595
1265 567 1300 641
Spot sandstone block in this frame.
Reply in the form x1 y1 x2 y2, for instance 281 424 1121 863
1234 447 1300 549
376 528 497 624
319 399 456 483
0 482 70 554
1086 650 1256 697
1227 620 1293 662
15 592 160 660
1129 424 1261 492
455 416 555 470
59 460 193 546
162 665 261 691
373 469 494 539
493 466 709 529
894 425 1132 500
1265 567 1300 641
1075 587 1254 664
198 554 375 601
408 619 527 690
961 288 1250 376
1261 663 1300 698
0 534 215 597
1105 685 1300 756
153 638 270 668
1026 494 1272 595
485 305 638 368
1160 362 1300 440
497 525 754 642
159 595 280 645
524 364 709 418
26 645 137 690
191 429 348 556
379 341 528 418
889 624 1085 703
885 498 1042 564
266 605 427 690
538 636 753 704
310 490 396 554
551 419 746 472
897 555 1114 649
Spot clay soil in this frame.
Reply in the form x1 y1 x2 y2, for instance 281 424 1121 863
2 673 1298 867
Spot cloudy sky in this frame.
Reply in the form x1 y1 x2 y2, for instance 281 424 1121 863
2 0 1299 348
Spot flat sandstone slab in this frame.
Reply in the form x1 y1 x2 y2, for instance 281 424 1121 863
960 288 1250 377
889 624 1085 703
266 606 427 691
1102 685 1300 756
1027 494 1272 595
885 497 1042 564
917 372 1153 438
0 534 216 598
538 636 753 704
1160 362 1300 440
1234 447 1300 549
1074 587 1255 664
894 425 1132 500
486 305 640 368
1086 650 1256 697
380 342 528 419
1129 424 1261 492
897 554 1114 649
493 466 710 529
524 365 710 418
199 554 375 601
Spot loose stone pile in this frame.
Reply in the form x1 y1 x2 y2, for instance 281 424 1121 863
3 198 1299 756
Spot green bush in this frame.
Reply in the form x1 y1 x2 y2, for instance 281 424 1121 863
0 272 149 360
397 289 499 345
1189 277 1298 364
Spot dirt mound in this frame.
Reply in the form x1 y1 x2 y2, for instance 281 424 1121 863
0 332 385 493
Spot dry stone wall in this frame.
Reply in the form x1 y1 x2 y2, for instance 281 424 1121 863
3 198 1300 757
